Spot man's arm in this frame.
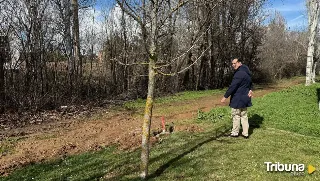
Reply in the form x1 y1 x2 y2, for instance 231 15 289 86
221 72 242 102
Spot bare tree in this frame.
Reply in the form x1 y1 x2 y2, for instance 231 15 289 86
71 0 82 83
306 0 320 86
0 36 10 110
115 0 188 178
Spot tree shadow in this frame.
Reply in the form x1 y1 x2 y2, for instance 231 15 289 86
147 125 232 179
248 114 264 135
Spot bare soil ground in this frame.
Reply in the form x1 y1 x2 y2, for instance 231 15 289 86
0 78 304 175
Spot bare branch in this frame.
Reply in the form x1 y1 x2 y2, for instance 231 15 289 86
158 0 189 28
113 57 149 66
117 60 149 66
156 21 213 68
176 45 211 74
155 44 212 76
156 1 221 68
115 0 143 26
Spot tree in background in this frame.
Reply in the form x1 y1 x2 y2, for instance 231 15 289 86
306 0 320 86
258 12 307 81
0 0 309 124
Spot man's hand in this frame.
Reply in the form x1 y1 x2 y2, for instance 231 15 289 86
221 97 227 103
248 90 253 98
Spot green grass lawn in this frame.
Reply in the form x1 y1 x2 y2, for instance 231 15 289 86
1 83 320 181
124 89 225 109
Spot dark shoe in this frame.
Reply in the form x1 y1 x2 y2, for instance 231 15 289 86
225 133 239 138
241 134 249 139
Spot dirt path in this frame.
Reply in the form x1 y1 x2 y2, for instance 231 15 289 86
0 78 304 175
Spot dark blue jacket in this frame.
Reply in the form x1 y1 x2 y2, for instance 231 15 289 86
224 64 252 109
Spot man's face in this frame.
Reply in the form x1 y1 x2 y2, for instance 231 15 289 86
232 59 241 70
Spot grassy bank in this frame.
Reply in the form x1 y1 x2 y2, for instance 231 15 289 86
1 83 320 181
124 89 225 109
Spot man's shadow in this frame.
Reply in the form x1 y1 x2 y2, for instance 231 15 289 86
248 114 264 135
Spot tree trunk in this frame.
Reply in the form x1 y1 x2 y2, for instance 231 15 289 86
63 0 74 93
0 58 4 107
71 0 81 84
306 0 319 86
121 8 128 93
0 36 8 107
312 60 317 83
140 0 158 178
140 57 156 179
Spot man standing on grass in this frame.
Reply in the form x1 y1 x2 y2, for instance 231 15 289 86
221 58 253 139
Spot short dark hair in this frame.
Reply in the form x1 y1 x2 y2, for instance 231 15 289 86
232 58 240 62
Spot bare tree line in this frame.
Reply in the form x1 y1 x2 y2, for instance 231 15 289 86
0 0 310 113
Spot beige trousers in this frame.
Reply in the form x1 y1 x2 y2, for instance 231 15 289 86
231 108 249 136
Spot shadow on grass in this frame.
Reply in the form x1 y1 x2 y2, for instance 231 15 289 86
1 146 141 181
147 125 232 179
147 114 265 179
248 114 264 135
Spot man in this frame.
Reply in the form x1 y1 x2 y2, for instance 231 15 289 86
221 58 253 139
